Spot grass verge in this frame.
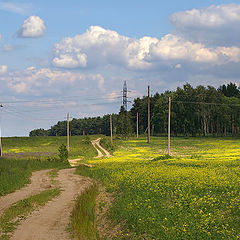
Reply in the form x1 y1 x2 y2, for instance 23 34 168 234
0 188 61 240
68 184 98 240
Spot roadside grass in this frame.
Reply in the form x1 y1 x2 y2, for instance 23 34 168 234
0 135 101 197
0 188 61 240
76 136 240 239
68 184 98 240
0 158 69 197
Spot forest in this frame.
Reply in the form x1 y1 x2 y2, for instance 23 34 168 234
29 82 240 137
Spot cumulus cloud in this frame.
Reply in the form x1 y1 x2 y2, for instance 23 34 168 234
0 67 104 94
18 16 46 38
53 26 129 69
170 4 240 45
0 65 8 74
52 25 240 71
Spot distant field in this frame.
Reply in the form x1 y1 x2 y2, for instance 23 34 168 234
77 136 240 239
1 135 98 160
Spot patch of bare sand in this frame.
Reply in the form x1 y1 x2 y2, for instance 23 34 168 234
0 169 52 216
11 168 92 240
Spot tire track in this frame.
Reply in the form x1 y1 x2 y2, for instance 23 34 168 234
0 169 52 216
11 168 92 240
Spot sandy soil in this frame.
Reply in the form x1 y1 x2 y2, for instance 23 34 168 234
0 169 52 216
91 138 111 158
11 168 92 240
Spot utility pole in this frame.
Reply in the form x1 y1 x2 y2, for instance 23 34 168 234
0 104 3 157
67 112 69 152
137 112 139 139
110 114 113 144
148 85 150 143
168 97 171 155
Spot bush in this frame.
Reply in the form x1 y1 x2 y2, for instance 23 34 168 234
100 136 117 152
58 144 68 161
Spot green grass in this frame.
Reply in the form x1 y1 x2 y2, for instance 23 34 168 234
76 136 240 239
0 135 99 197
0 188 61 240
68 184 98 240
2 135 99 160
0 158 69 196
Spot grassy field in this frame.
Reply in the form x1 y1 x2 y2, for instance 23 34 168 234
1 135 98 160
77 136 240 239
0 135 96 196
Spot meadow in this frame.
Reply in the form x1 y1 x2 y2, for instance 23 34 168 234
77 136 240 239
0 135 96 196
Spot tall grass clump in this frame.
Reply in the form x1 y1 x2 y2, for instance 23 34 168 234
69 184 98 240
100 137 118 153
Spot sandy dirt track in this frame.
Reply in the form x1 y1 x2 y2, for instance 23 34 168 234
0 169 52 215
91 138 111 158
11 168 92 240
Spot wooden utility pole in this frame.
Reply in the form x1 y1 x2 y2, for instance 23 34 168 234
110 114 113 144
67 113 69 152
168 97 171 155
148 86 150 143
136 112 139 139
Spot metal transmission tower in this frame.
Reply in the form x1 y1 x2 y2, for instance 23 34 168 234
122 81 128 111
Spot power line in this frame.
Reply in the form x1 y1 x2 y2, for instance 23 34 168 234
0 95 123 105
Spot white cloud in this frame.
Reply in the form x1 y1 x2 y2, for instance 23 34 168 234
0 2 32 15
171 4 240 28
53 26 129 68
0 65 8 74
52 26 240 71
0 67 105 94
148 34 218 63
170 4 240 45
18 16 46 38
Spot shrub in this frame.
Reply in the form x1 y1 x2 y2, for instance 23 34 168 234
58 144 68 161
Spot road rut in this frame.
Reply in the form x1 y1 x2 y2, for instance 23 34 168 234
0 169 52 216
11 168 92 240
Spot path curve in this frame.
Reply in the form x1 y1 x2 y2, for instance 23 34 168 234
91 138 111 158
0 169 52 215
11 168 92 240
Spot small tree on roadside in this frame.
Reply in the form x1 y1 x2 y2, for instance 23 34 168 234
117 106 133 140
58 144 68 161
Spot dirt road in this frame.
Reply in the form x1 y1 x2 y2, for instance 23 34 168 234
0 169 52 215
1 139 110 239
11 168 92 240
91 138 111 158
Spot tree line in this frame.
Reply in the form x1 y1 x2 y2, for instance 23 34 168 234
29 82 240 137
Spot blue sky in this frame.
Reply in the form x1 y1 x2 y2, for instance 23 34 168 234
0 0 240 136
